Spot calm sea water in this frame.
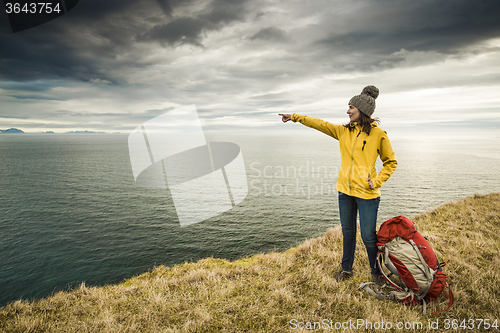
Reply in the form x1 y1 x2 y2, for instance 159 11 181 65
1 132 499 306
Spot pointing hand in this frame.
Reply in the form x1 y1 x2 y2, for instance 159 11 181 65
278 113 292 123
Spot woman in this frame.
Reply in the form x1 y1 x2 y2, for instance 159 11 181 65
278 85 397 284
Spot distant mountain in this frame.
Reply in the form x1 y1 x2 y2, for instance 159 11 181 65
0 128 24 133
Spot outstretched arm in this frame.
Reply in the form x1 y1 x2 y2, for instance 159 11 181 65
278 113 343 140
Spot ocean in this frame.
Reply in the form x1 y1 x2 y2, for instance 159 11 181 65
1 131 499 306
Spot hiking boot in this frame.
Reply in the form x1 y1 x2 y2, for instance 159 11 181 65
335 269 353 281
371 273 386 286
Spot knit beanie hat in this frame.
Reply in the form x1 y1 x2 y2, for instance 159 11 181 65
348 85 379 118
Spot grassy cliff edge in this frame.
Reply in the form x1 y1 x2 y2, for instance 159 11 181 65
1 193 499 332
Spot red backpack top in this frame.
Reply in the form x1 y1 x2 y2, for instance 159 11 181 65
359 216 454 315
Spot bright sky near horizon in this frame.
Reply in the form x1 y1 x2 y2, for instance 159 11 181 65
0 0 499 134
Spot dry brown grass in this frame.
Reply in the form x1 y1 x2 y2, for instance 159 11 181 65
1 193 499 332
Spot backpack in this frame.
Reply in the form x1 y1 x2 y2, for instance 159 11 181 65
358 215 454 315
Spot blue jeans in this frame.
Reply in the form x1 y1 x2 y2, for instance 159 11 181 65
338 192 380 274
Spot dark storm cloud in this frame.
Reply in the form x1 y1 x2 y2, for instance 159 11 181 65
154 0 174 17
6 94 63 101
138 0 250 47
0 34 105 82
0 80 56 91
1 0 499 86
249 27 289 43
137 17 208 47
0 0 251 82
314 0 500 60
0 0 193 82
199 0 248 25
0 0 142 82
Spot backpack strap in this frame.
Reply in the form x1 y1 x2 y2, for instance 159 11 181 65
409 239 435 297
431 280 455 315
359 283 430 315
383 250 401 277
377 252 404 291
358 282 396 301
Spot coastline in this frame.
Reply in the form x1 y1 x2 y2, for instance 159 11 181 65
1 193 499 332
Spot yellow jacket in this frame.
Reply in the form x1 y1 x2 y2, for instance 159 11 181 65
291 113 397 199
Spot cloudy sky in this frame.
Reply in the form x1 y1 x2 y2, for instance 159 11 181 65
0 0 499 135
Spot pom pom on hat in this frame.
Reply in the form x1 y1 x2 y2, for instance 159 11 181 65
349 85 379 117
361 85 379 100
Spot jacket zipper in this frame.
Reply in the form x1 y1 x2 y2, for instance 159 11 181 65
348 129 361 195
